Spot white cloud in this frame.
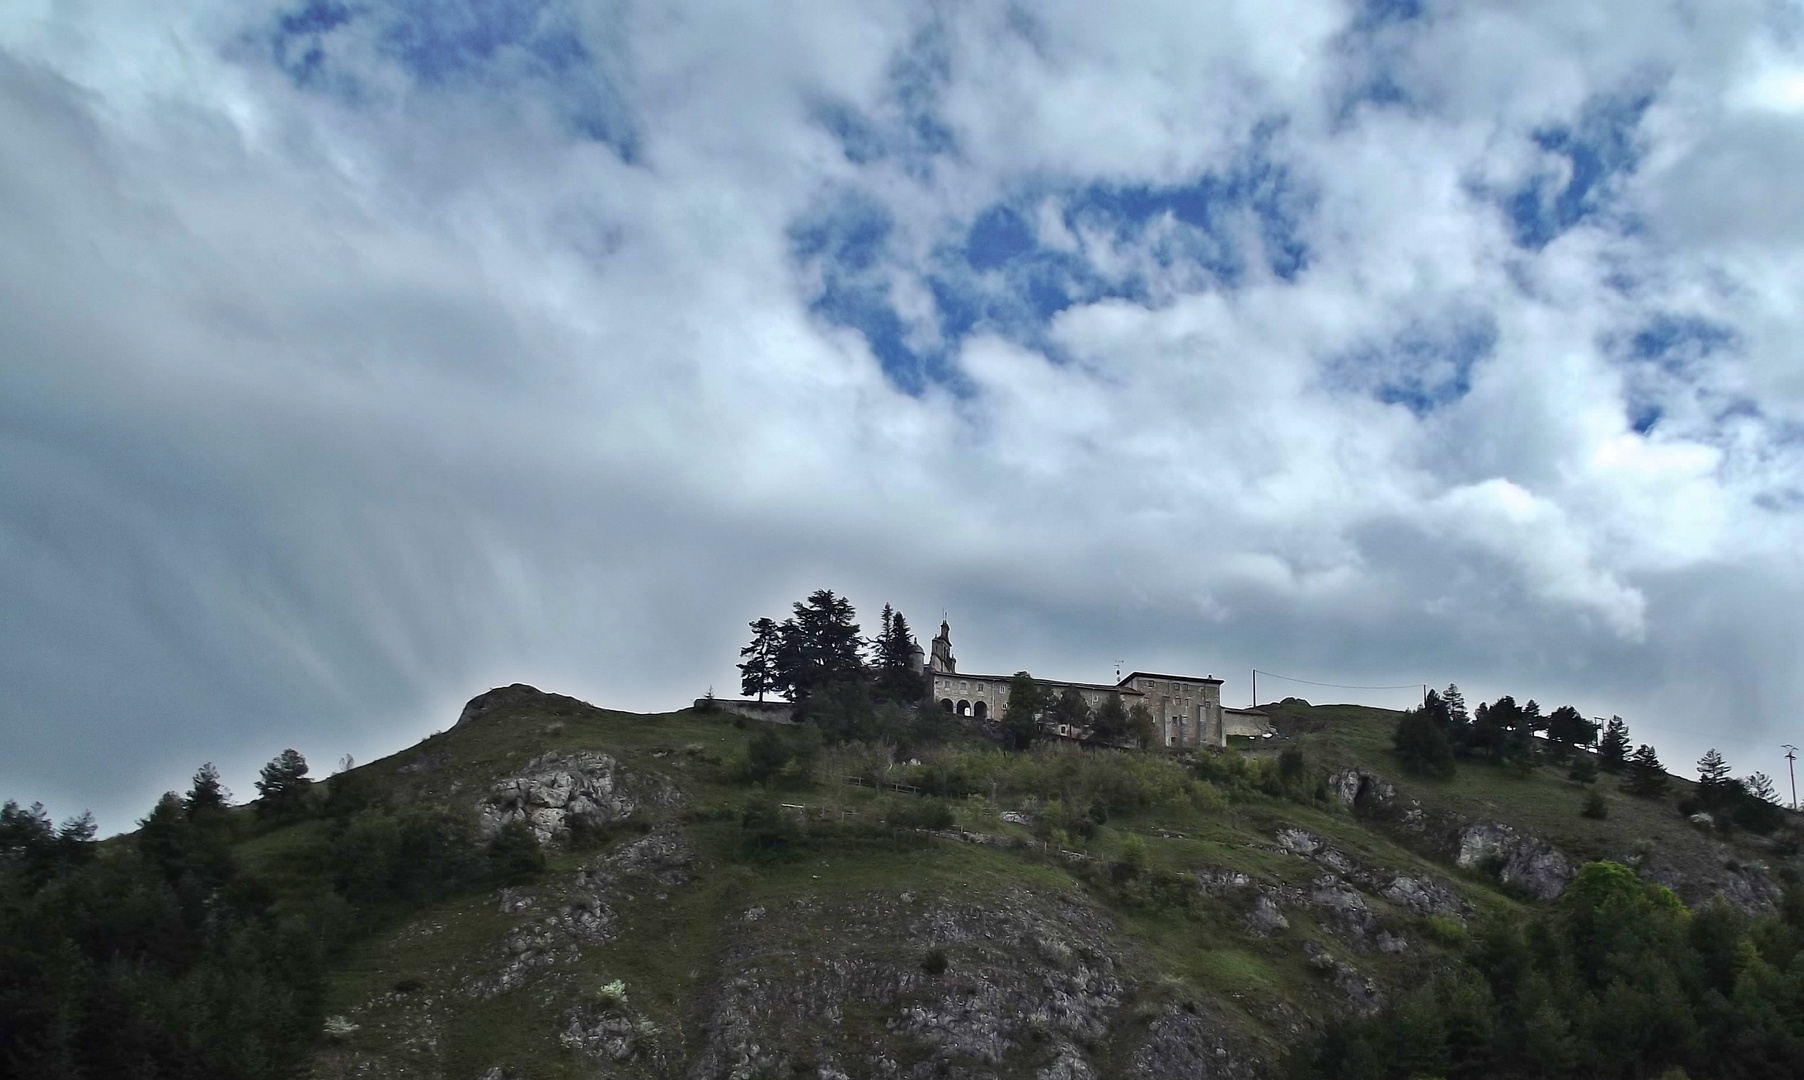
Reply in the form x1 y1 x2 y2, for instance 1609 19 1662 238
4 0 1804 829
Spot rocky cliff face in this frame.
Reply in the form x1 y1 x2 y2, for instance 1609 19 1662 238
479 750 681 845
684 890 1266 1080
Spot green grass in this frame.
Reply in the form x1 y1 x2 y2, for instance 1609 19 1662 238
278 692 1787 1077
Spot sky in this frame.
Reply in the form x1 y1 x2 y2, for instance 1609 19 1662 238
5 0 1804 832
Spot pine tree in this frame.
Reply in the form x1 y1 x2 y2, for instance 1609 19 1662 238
738 617 782 701
871 606 922 703
1049 687 1092 735
255 748 312 820
1598 716 1631 773
1743 772 1780 805
772 590 864 704
1442 684 1471 743
1696 748 1735 809
1546 706 1593 753
1394 706 1456 779
1002 672 1049 751
1091 693 1130 743
1624 744 1669 798
184 762 230 817
1126 703 1158 749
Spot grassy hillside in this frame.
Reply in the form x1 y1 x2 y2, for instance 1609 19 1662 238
206 691 1797 1079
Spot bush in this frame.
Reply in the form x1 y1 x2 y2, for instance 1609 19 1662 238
1581 788 1608 820
921 947 948 976
485 819 545 883
883 798 956 831
736 797 801 856
1279 747 1307 784
1393 708 1456 779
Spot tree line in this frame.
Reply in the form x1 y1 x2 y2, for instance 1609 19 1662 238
0 745 545 1078
1294 861 1804 1080
1393 685 1785 830
735 590 1173 753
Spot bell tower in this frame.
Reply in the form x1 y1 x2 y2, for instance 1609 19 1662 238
929 619 956 674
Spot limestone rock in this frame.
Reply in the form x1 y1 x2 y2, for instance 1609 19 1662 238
1245 895 1289 936
1455 822 1574 901
479 750 650 845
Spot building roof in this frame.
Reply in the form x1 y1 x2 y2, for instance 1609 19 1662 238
934 672 1146 696
1117 671 1225 686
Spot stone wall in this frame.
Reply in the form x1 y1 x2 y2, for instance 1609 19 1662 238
698 698 795 724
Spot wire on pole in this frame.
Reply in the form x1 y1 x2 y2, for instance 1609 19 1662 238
1251 669 1424 692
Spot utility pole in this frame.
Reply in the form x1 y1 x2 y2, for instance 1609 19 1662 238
1784 745 1799 811
1251 669 1256 709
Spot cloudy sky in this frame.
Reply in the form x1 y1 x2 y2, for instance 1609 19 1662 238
5 0 1804 830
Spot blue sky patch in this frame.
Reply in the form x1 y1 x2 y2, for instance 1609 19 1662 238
792 136 1314 394
1326 314 1495 415
1506 91 1652 249
813 23 958 179
264 0 638 159
1629 314 1736 375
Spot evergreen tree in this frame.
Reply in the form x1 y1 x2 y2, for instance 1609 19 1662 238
184 760 230 816
1568 753 1598 784
772 590 863 704
1598 716 1631 773
1471 696 1522 761
1090 693 1130 743
1001 672 1048 751
1743 771 1781 805
1048 686 1092 735
1546 705 1594 754
738 617 782 701
1696 748 1735 810
1394 705 1456 779
1442 683 1472 745
871 606 922 703
1624 744 1670 798
255 748 312 820
1126 703 1158 749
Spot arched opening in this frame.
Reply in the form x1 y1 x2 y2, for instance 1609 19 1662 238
940 698 954 713
957 700 972 717
973 700 988 721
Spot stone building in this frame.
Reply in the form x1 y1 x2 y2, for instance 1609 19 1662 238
920 620 1233 749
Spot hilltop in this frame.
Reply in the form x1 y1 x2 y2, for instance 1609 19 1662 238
262 688 1796 1077
6 684 1802 1079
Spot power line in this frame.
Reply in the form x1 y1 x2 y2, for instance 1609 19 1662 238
1252 669 1423 692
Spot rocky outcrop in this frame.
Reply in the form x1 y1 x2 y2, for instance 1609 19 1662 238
1454 822 1574 901
479 750 672 844
1271 827 1469 925
456 683 592 727
681 889 1258 1080
466 832 694 999
1304 942 1384 1017
1129 1002 1266 1079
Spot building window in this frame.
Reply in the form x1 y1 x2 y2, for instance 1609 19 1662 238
958 700 971 717
940 699 954 713
974 701 988 721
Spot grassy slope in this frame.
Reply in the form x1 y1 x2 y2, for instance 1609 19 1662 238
261 695 1778 1078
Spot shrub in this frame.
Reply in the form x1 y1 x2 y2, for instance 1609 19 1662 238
1582 789 1608 820
1279 747 1307 784
736 796 801 856
1420 915 1468 948
485 819 545 883
921 947 948 976
1393 708 1456 779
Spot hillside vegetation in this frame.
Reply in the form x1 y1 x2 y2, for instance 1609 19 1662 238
5 687 1803 1079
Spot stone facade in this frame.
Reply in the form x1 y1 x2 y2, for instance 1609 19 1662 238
922 621 1229 749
